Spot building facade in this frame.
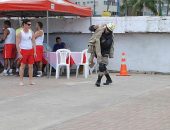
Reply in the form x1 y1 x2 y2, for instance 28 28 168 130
70 0 119 16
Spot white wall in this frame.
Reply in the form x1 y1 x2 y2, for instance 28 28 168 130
1 16 170 73
2 16 170 33
111 33 170 73
43 33 91 51
46 33 170 73
42 16 170 73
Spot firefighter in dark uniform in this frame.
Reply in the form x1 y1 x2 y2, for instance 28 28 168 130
88 23 115 87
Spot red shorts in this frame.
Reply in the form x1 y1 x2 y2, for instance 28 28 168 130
3 44 16 59
35 45 43 62
20 49 34 64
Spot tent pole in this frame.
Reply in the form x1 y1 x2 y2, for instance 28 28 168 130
47 11 49 47
46 10 50 78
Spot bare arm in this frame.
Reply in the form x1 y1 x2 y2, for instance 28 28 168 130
16 32 22 59
0 29 9 41
34 30 43 39
32 32 36 56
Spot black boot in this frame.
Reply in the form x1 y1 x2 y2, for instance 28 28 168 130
95 75 103 87
103 74 112 85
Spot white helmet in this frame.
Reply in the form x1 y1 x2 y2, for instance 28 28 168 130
106 23 115 32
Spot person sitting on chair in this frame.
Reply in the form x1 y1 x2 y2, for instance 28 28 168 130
53 37 66 52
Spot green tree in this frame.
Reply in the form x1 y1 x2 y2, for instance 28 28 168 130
120 0 127 15
166 0 170 15
157 0 166 16
121 0 158 16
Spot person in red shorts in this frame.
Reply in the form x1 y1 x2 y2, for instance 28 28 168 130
16 19 36 86
34 22 44 77
0 20 16 76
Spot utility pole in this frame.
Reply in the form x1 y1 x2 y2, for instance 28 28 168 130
158 0 162 16
107 0 110 11
117 0 120 16
94 0 96 16
125 0 128 16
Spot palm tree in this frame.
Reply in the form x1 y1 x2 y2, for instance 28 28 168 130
132 0 157 16
120 0 129 15
121 0 158 16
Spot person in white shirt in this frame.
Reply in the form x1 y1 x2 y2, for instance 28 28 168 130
16 19 36 86
34 22 44 77
0 20 16 76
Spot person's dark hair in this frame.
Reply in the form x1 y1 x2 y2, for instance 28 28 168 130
37 22 43 29
89 25 96 32
22 19 31 25
4 20 11 27
56 37 61 42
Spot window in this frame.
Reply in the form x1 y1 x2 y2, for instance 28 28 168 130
83 2 86 5
87 1 89 4
104 1 107 5
104 0 116 6
112 1 116 6
91 1 93 4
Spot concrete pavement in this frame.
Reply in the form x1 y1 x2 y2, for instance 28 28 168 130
0 74 169 130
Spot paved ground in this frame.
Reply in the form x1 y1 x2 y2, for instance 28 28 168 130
0 73 170 130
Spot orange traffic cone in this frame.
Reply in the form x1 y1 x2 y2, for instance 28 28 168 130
117 52 130 76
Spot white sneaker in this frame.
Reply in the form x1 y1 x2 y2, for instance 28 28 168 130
8 69 13 76
3 69 8 76
16 68 19 73
37 71 42 77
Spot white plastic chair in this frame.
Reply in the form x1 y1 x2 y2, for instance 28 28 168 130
76 49 90 78
55 49 71 79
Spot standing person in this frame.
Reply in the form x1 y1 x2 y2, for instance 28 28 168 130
88 24 106 68
88 23 115 87
15 23 24 75
34 22 44 77
0 20 16 76
16 19 36 86
53 37 66 52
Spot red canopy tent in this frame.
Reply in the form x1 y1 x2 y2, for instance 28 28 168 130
0 0 92 45
0 0 92 46
0 0 92 17
0 0 92 77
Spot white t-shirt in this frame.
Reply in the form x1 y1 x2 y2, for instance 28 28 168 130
5 28 16 44
35 30 44 46
19 30 33 50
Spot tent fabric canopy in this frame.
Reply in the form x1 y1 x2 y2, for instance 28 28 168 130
0 0 92 17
